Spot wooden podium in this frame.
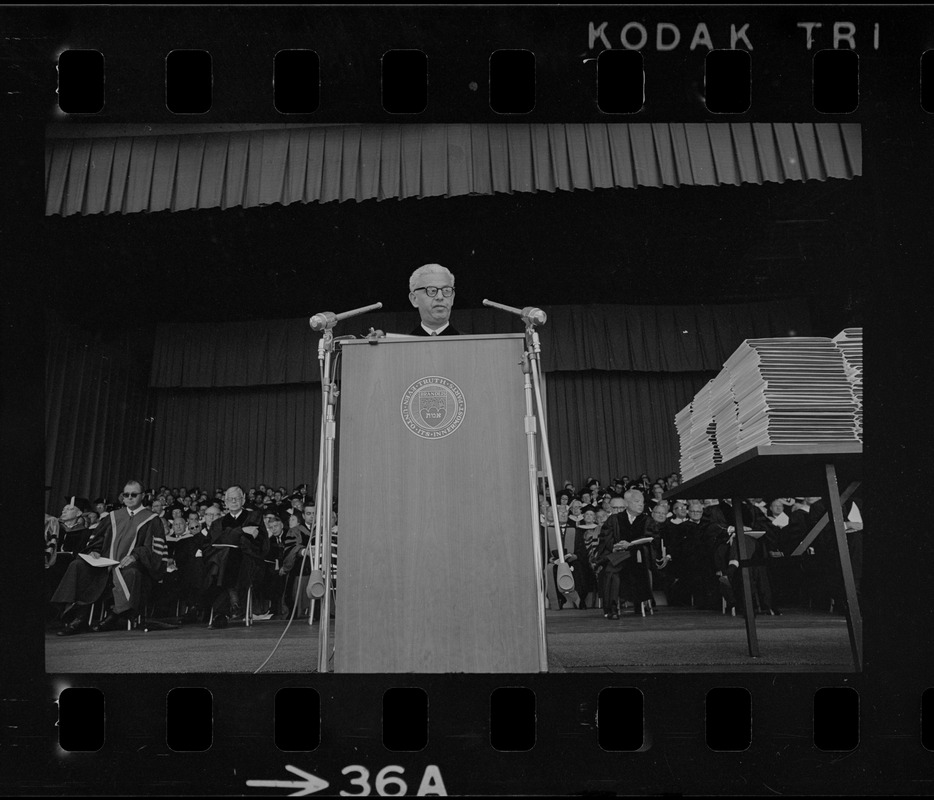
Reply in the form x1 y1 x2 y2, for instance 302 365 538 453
333 334 546 673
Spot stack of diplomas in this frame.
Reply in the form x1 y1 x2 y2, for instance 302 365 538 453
675 330 863 483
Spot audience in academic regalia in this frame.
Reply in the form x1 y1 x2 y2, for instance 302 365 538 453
46 469 864 637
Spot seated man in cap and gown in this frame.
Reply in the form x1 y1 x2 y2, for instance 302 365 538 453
53 481 166 635
229 502 272 621
58 496 93 555
175 505 220 623
200 485 264 629
568 508 600 609
596 490 652 618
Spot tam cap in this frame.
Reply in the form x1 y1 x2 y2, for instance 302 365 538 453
64 496 92 513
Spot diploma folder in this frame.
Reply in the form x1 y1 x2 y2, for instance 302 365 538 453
78 553 120 567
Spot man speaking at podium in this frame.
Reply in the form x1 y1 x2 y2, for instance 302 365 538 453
408 263 461 336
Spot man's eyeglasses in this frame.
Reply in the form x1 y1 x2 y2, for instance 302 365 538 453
122 491 141 498
413 286 455 298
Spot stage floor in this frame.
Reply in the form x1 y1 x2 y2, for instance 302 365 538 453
44 607 856 674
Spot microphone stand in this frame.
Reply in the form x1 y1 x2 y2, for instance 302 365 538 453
521 316 577 604
521 354 550 670
308 303 381 672
485 298 574 644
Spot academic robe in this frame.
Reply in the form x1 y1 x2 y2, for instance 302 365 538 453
58 518 92 555
50 507 165 615
201 508 264 590
597 512 652 606
571 524 600 597
46 518 94 594
172 530 208 594
665 519 710 606
408 324 461 336
237 516 272 590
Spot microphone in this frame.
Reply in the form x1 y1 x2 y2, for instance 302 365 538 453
310 302 383 331
482 299 547 326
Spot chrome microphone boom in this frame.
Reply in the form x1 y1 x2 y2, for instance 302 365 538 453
482 298 547 326
310 302 383 331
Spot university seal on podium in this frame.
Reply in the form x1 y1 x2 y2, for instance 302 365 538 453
400 376 466 439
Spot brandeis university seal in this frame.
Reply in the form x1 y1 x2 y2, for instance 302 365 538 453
400 376 467 439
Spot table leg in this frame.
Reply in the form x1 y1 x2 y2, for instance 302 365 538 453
733 497 759 657
825 464 863 671
790 481 860 557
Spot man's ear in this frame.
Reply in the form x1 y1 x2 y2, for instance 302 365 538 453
408 292 418 308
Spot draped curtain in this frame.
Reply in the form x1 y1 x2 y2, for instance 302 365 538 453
150 300 812 387
45 313 156 509
47 300 810 510
46 301 810 513
544 371 715 486
145 371 712 494
45 122 861 217
149 384 323 493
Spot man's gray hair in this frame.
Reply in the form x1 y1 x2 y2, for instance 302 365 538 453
409 263 455 292
623 488 643 502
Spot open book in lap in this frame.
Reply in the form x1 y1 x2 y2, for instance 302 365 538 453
627 537 654 547
78 553 120 567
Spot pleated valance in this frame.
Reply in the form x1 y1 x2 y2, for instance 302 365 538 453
46 122 861 217
149 299 812 388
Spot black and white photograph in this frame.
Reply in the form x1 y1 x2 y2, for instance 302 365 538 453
1 4 929 796
39 118 867 676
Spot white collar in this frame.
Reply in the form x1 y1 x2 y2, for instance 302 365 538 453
127 505 145 517
421 322 449 336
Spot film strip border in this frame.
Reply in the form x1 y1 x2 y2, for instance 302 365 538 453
32 677 934 793
57 48 883 116
2 7 926 123
59 684 874 752
2 5 930 795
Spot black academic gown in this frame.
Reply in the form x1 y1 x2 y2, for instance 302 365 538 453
201 508 264 590
174 530 208 594
408 324 461 336
58 519 92 555
666 519 709 606
598 512 652 607
571 524 599 598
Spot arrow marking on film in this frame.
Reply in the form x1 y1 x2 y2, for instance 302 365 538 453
246 765 330 796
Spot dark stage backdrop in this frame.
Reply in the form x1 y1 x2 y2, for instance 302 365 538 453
143 370 712 498
543 370 714 487
149 384 323 494
150 300 810 386
45 314 156 511
47 299 806 510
